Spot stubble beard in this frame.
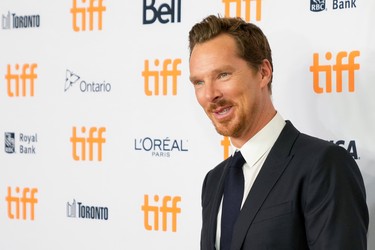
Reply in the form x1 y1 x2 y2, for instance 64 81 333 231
205 99 247 138
210 111 244 138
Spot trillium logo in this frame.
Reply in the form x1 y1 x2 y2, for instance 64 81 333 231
64 69 111 93
64 70 80 92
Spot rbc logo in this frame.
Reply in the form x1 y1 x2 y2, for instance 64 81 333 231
310 51 360 94
4 132 15 153
310 0 326 12
143 0 181 24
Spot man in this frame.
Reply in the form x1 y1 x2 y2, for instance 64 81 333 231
188 15 368 250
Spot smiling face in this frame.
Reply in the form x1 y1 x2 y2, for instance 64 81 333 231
189 34 275 147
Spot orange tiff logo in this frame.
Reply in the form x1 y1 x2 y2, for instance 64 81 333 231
71 0 106 32
5 63 37 97
223 0 262 22
70 126 106 161
5 187 38 220
142 58 181 96
141 194 181 232
221 136 231 160
310 51 360 94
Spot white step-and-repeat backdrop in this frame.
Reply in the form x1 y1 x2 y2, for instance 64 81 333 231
1 0 374 249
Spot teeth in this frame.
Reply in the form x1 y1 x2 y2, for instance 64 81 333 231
217 108 230 115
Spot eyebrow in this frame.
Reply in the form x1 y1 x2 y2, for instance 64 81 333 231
189 75 199 83
189 66 235 82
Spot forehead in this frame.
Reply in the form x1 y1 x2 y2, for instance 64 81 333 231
190 33 239 59
189 34 244 77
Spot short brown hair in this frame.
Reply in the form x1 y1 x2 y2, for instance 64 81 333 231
189 15 273 90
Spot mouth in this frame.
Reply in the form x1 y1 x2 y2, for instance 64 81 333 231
216 107 230 115
212 106 233 120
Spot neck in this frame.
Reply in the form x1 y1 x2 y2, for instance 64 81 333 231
231 106 276 148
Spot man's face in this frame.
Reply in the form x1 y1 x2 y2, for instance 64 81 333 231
189 34 269 141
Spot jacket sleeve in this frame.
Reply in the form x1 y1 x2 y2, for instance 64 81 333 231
304 145 369 249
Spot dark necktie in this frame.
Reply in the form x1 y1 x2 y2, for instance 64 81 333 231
220 151 246 250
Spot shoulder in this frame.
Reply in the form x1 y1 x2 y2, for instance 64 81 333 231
278 121 359 175
281 121 350 159
294 132 351 161
203 158 229 186
291 132 364 193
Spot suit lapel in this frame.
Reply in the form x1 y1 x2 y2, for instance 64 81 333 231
231 121 300 250
206 158 232 249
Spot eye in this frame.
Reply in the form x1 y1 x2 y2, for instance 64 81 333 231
218 72 230 79
193 80 204 86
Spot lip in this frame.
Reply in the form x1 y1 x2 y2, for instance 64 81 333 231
212 106 233 121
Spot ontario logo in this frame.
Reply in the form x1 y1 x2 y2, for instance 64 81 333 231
67 199 109 220
65 69 112 93
134 136 188 157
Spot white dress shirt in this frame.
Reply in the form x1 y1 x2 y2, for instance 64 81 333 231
215 112 286 249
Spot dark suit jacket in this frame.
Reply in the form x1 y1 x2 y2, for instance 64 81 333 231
201 121 368 250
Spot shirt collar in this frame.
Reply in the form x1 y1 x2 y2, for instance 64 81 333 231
230 112 286 168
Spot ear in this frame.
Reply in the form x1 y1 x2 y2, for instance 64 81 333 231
259 59 272 89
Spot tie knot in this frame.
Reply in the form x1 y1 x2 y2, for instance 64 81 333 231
231 151 246 169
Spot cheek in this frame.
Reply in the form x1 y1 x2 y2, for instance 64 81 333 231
236 90 254 110
195 89 206 107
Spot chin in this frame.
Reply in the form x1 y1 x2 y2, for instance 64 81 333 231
214 120 243 138
213 124 234 137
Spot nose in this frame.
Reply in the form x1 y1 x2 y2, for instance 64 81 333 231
204 81 222 103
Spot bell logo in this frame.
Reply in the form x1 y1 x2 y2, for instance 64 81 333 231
143 0 181 24
5 186 38 220
310 51 360 94
142 58 181 96
5 63 37 97
70 126 106 161
70 0 106 32
223 0 262 22
221 136 231 160
141 194 181 232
